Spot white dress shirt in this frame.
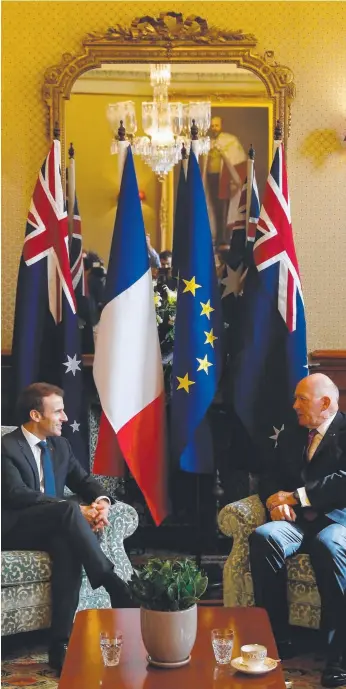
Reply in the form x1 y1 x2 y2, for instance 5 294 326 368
297 412 337 507
21 425 110 504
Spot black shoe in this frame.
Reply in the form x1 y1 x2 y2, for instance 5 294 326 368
48 643 68 676
321 664 346 688
103 572 137 608
276 639 295 660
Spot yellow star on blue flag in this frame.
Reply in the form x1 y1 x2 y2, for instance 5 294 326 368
171 152 222 473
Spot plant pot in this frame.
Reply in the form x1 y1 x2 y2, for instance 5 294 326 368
140 604 197 663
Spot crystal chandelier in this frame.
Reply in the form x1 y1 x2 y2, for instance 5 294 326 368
106 64 211 179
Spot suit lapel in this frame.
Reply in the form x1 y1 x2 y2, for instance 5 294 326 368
16 430 40 490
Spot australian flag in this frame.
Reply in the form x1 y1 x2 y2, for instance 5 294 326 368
231 141 308 462
170 151 222 473
12 140 88 469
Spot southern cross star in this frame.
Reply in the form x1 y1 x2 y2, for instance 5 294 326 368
221 263 244 299
70 420 80 433
63 354 81 376
269 424 284 447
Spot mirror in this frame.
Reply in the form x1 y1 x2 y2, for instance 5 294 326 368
43 12 295 261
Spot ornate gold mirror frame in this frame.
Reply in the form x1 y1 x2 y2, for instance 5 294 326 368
43 12 295 168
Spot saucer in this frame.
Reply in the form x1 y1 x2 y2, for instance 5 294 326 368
147 654 191 669
231 657 278 674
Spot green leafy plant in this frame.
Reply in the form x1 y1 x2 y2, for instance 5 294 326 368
129 558 208 611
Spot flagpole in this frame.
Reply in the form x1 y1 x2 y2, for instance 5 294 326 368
273 119 283 155
191 119 199 160
181 142 188 179
117 120 130 186
245 144 254 237
68 143 75 240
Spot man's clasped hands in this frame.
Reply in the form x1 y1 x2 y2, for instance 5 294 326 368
265 490 298 522
79 499 110 532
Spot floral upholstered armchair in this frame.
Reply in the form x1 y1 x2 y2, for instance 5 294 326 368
1 425 139 637
218 494 321 630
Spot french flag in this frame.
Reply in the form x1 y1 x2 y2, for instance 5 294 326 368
93 147 169 526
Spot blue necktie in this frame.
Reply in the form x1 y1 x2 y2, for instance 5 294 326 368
38 440 56 496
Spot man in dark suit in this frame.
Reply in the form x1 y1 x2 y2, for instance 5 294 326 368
2 382 135 675
249 373 346 689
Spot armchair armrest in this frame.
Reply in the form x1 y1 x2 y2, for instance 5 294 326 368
217 495 266 607
98 501 138 582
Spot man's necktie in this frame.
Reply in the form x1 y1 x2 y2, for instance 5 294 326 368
306 428 319 461
38 440 56 496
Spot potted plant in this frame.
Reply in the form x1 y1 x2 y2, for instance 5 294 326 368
129 558 208 666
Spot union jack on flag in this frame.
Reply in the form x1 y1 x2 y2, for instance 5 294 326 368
23 140 76 323
253 142 303 332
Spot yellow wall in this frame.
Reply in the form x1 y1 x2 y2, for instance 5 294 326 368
2 1 346 350
65 93 159 264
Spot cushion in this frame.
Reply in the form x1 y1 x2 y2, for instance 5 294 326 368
287 553 318 585
2 581 51 611
1 551 52 587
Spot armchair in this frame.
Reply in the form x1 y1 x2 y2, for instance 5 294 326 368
218 494 321 630
1 426 139 636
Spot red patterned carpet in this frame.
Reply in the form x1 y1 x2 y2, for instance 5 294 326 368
2 646 345 689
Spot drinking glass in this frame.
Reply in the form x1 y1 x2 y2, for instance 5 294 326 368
100 630 123 666
211 628 234 664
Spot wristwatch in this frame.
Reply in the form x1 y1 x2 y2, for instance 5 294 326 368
292 490 301 505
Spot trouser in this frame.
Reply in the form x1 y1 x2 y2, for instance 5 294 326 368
248 519 346 662
2 501 115 645
207 173 229 246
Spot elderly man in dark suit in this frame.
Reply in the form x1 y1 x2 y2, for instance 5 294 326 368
1 382 135 675
249 373 346 689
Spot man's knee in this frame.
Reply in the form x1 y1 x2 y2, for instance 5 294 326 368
310 524 346 567
249 524 274 555
52 499 82 525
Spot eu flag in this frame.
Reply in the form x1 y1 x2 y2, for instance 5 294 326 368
232 142 308 460
171 151 222 473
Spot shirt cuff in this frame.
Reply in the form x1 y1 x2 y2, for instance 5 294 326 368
95 495 111 505
297 487 311 507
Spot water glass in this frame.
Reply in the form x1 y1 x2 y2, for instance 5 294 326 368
211 628 234 665
100 630 123 666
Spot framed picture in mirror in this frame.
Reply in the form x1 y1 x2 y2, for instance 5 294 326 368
174 99 273 247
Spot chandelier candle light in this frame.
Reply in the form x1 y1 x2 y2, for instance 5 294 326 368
107 64 211 179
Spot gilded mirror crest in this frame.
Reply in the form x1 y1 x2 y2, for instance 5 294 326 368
43 11 295 168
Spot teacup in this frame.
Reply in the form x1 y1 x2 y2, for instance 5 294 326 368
240 644 267 669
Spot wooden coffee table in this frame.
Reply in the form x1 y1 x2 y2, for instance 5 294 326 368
59 606 286 688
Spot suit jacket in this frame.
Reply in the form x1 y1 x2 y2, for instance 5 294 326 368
1 428 108 537
259 411 346 527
